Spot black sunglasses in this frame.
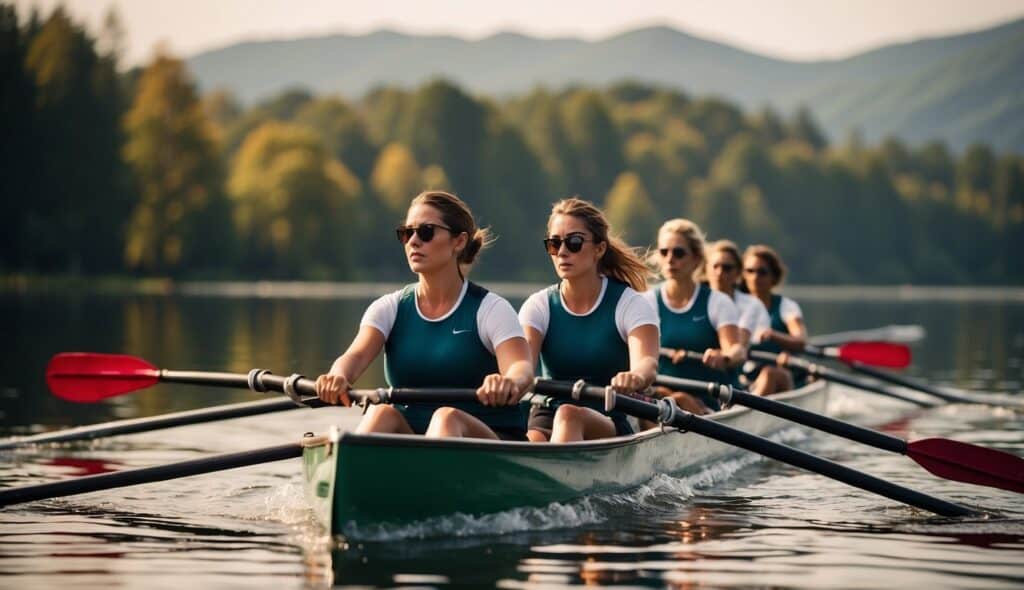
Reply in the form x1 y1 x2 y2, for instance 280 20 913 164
744 266 771 277
543 233 593 255
396 223 454 244
713 262 738 272
659 247 688 259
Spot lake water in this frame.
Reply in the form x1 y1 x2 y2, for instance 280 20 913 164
1 285 1022 589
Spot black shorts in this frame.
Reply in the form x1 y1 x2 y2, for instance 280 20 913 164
527 403 633 438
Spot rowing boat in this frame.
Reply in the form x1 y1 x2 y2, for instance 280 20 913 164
301 380 830 534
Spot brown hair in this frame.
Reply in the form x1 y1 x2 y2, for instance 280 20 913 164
743 244 787 287
549 197 648 291
698 239 743 284
410 191 493 275
650 218 707 281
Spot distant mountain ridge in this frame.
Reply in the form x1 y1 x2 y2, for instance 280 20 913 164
187 19 1024 153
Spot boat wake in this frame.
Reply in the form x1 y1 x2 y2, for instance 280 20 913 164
335 426 812 542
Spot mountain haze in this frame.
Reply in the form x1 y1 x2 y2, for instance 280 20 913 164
188 19 1024 153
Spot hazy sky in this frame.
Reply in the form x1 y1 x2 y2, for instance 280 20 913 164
15 0 1024 68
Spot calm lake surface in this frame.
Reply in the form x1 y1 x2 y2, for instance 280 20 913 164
1 285 1022 589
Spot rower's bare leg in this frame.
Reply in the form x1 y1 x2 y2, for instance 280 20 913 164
550 405 616 443
355 404 415 434
750 366 794 396
425 407 500 440
526 429 549 442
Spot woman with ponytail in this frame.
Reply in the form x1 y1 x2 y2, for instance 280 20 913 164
518 197 660 442
314 191 534 440
642 221 745 413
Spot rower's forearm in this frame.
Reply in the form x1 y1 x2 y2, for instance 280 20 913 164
505 360 535 395
768 332 806 352
725 343 747 367
329 353 368 384
635 357 659 388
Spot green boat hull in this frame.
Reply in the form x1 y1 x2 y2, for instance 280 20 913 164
302 381 830 534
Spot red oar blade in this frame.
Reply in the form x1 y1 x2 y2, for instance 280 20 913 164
908 437 1024 494
46 353 160 402
835 342 911 368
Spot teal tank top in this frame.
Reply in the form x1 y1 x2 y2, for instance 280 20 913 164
384 282 525 433
655 283 727 410
539 278 633 428
749 294 806 388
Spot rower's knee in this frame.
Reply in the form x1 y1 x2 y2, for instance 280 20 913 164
425 406 463 438
553 404 586 426
357 404 404 433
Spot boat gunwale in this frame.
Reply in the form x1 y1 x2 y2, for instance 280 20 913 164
332 380 828 454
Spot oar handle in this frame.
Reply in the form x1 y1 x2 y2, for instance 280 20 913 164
532 380 973 517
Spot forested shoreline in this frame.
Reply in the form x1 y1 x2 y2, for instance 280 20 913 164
4 6 1023 284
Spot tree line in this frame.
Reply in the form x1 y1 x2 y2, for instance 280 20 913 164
3 5 1023 284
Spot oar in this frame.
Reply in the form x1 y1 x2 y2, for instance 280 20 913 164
0 387 481 506
653 374 1024 495
661 348 937 407
841 362 1024 409
809 324 926 347
802 342 911 368
531 380 974 517
0 353 472 449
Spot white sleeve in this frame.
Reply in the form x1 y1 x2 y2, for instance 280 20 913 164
477 293 526 354
518 290 551 337
359 290 403 339
615 288 660 342
780 297 803 321
707 290 739 329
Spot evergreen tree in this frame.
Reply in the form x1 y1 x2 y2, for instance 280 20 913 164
605 171 659 247
561 90 624 199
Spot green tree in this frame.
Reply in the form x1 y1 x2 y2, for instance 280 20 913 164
294 97 377 179
561 90 624 199
401 79 487 196
123 51 228 274
605 171 659 247
370 142 423 213
23 7 128 273
229 122 360 278
787 106 828 150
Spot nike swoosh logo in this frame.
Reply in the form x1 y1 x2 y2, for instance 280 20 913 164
692 315 706 322
452 329 471 335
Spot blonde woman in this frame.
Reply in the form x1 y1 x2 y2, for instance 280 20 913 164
642 220 745 412
518 197 659 442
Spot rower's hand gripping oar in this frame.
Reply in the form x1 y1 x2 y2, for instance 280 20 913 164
532 379 975 517
654 373 1024 495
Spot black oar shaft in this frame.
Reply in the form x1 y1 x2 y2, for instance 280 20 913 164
0 443 302 506
0 398 304 450
533 381 972 517
654 374 908 455
847 363 975 404
747 351 936 407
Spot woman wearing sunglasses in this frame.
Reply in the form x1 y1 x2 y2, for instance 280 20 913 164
705 240 771 352
518 197 659 442
641 220 745 413
742 244 807 395
314 191 534 440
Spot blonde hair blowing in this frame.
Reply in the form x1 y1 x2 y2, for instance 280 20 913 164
410 191 493 274
549 197 648 292
743 244 788 287
649 218 707 282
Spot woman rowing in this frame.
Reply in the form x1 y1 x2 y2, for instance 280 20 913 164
314 191 534 440
642 220 744 413
518 197 659 442
705 240 771 354
742 244 808 395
